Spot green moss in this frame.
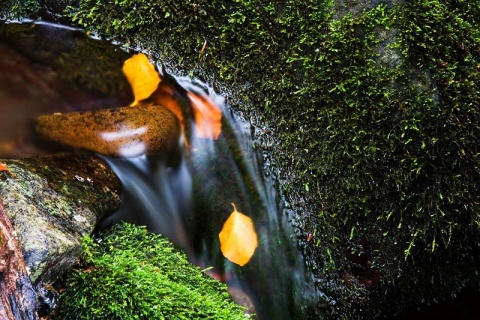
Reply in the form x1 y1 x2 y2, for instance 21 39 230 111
57 222 249 320
3 0 479 318
0 0 40 19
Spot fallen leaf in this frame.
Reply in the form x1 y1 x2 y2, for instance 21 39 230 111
152 86 222 140
307 233 313 242
150 84 186 130
122 53 161 106
0 162 8 172
187 91 222 140
81 265 96 273
0 162 14 176
123 53 222 140
219 203 258 266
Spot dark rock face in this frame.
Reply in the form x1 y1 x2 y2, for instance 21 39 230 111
0 154 121 285
37 0 70 23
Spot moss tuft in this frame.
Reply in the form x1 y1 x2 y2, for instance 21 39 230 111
0 0 40 19
57 222 249 319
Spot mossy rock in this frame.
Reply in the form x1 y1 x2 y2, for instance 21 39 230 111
0 153 121 285
2 1 479 318
56 222 249 320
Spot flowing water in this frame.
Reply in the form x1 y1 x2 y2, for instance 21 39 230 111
0 21 318 319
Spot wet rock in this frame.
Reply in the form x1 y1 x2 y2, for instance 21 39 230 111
0 154 121 285
0 198 39 320
0 21 132 158
6 2 480 319
36 105 181 157
333 0 403 19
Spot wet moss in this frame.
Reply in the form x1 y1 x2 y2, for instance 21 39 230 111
0 0 40 19
2 0 479 318
0 20 131 96
57 222 249 319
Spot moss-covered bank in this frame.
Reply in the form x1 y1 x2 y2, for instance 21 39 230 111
2 0 479 318
57 222 249 319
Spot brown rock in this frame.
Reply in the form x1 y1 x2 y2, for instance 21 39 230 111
36 105 181 157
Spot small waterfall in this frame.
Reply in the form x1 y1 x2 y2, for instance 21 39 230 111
0 21 319 319
98 75 318 319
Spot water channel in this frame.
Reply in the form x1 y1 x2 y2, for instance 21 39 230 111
0 21 318 319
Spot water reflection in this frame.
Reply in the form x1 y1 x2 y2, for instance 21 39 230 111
101 126 148 157
0 20 131 157
101 126 148 141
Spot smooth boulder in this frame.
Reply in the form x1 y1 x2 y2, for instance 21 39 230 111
36 105 181 157
0 154 121 285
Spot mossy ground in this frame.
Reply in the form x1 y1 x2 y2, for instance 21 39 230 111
56 222 249 320
2 1 479 318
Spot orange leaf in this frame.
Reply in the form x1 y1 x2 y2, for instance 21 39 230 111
125 54 223 140
0 162 8 172
219 203 258 266
0 162 13 176
187 91 222 140
151 84 222 141
122 53 161 106
150 84 185 128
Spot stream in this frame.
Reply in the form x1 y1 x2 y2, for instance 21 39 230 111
0 21 318 319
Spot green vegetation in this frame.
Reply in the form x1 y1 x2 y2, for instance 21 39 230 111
57 222 249 319
0 0 40 19
2 0 479 318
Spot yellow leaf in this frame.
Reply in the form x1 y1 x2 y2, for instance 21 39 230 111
123 54 222 140
122 53 161 106
219 203 258 266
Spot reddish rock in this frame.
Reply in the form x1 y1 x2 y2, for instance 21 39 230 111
0 198 39 320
